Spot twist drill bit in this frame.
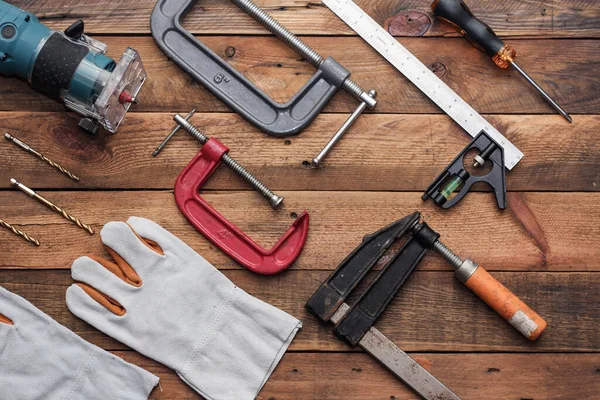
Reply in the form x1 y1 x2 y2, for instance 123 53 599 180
5 133 80 182
10 179 94 235
0 218 40 246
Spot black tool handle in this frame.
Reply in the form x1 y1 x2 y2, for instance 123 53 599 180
432 0 508 61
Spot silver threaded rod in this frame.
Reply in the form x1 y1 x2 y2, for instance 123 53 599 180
174 115 284 209
230 0 322 67
229 0 372 104
432 240 463 269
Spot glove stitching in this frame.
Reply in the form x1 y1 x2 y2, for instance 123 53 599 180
180 285 239 379
60 347 97 400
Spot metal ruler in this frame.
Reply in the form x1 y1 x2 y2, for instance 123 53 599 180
323 0 523 170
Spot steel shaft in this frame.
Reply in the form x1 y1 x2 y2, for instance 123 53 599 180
312 90 376 167
174 115 284 209
432 240 463 268
229 0 375 107
331 303 461 400
153 109 196 156
511 62 572 123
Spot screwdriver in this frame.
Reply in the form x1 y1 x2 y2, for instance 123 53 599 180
432 0 572 123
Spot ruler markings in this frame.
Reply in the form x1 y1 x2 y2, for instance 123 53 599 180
324 0 523 169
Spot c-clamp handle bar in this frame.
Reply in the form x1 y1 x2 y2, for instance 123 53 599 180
151 0 377 163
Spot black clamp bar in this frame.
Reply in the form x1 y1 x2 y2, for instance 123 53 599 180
306 212 446 347
333 221 440 346
305 212 420 322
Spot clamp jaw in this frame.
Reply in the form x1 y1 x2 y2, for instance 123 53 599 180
423 131 506 209
151 0 376 165
152 0 353 137
174 137 309 275
306 212 426 341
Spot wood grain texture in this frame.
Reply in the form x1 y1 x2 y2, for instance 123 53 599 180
0 37 594 114
8 0 600 38
110 352 599 399
0 191 598 272
0 269 598 352
1 1 597 399
1 113 598 191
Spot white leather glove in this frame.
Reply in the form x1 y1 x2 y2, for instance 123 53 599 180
66 217 301 400
0 285 158 400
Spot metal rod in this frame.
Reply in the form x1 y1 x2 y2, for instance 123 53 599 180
330 303 461 400
10 179 94 235
312 90 376 167
432 240 463 269
0 218 40 246
153 109 196 156
228 0 376 108
511 62 572 123
173 115 284 209
4 133 80 181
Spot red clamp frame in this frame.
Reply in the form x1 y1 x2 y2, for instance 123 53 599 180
174 138 310 275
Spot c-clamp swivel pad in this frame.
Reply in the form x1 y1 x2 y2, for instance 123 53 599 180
151 0 377 165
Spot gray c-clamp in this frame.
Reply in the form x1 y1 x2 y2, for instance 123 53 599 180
151 0 377 166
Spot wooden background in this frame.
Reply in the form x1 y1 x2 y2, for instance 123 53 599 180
1 0 599 398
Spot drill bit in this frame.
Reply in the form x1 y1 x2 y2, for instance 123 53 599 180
10 179 94 235
0 218 40 246
5 133 80 181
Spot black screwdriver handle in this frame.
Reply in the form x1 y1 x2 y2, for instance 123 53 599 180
432 0 517 68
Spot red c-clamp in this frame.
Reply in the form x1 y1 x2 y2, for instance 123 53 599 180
174 137 309 275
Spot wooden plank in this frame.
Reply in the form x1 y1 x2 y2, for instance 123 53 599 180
0 37 594 114
10 0 600 38
1 113 597 191
0 191 598 272
0 269 598 352
112 352 600 399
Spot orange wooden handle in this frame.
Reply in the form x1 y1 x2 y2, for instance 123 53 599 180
464 267 547 340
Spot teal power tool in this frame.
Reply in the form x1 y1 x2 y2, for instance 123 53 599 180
0 1 146 135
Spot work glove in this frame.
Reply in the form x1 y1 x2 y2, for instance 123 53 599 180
0 285 158 400
66 217 302 400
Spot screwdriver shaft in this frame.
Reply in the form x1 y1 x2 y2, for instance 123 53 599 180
10 179 94 235
0 218 40 246
510 62 572 123
4 133 80 181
